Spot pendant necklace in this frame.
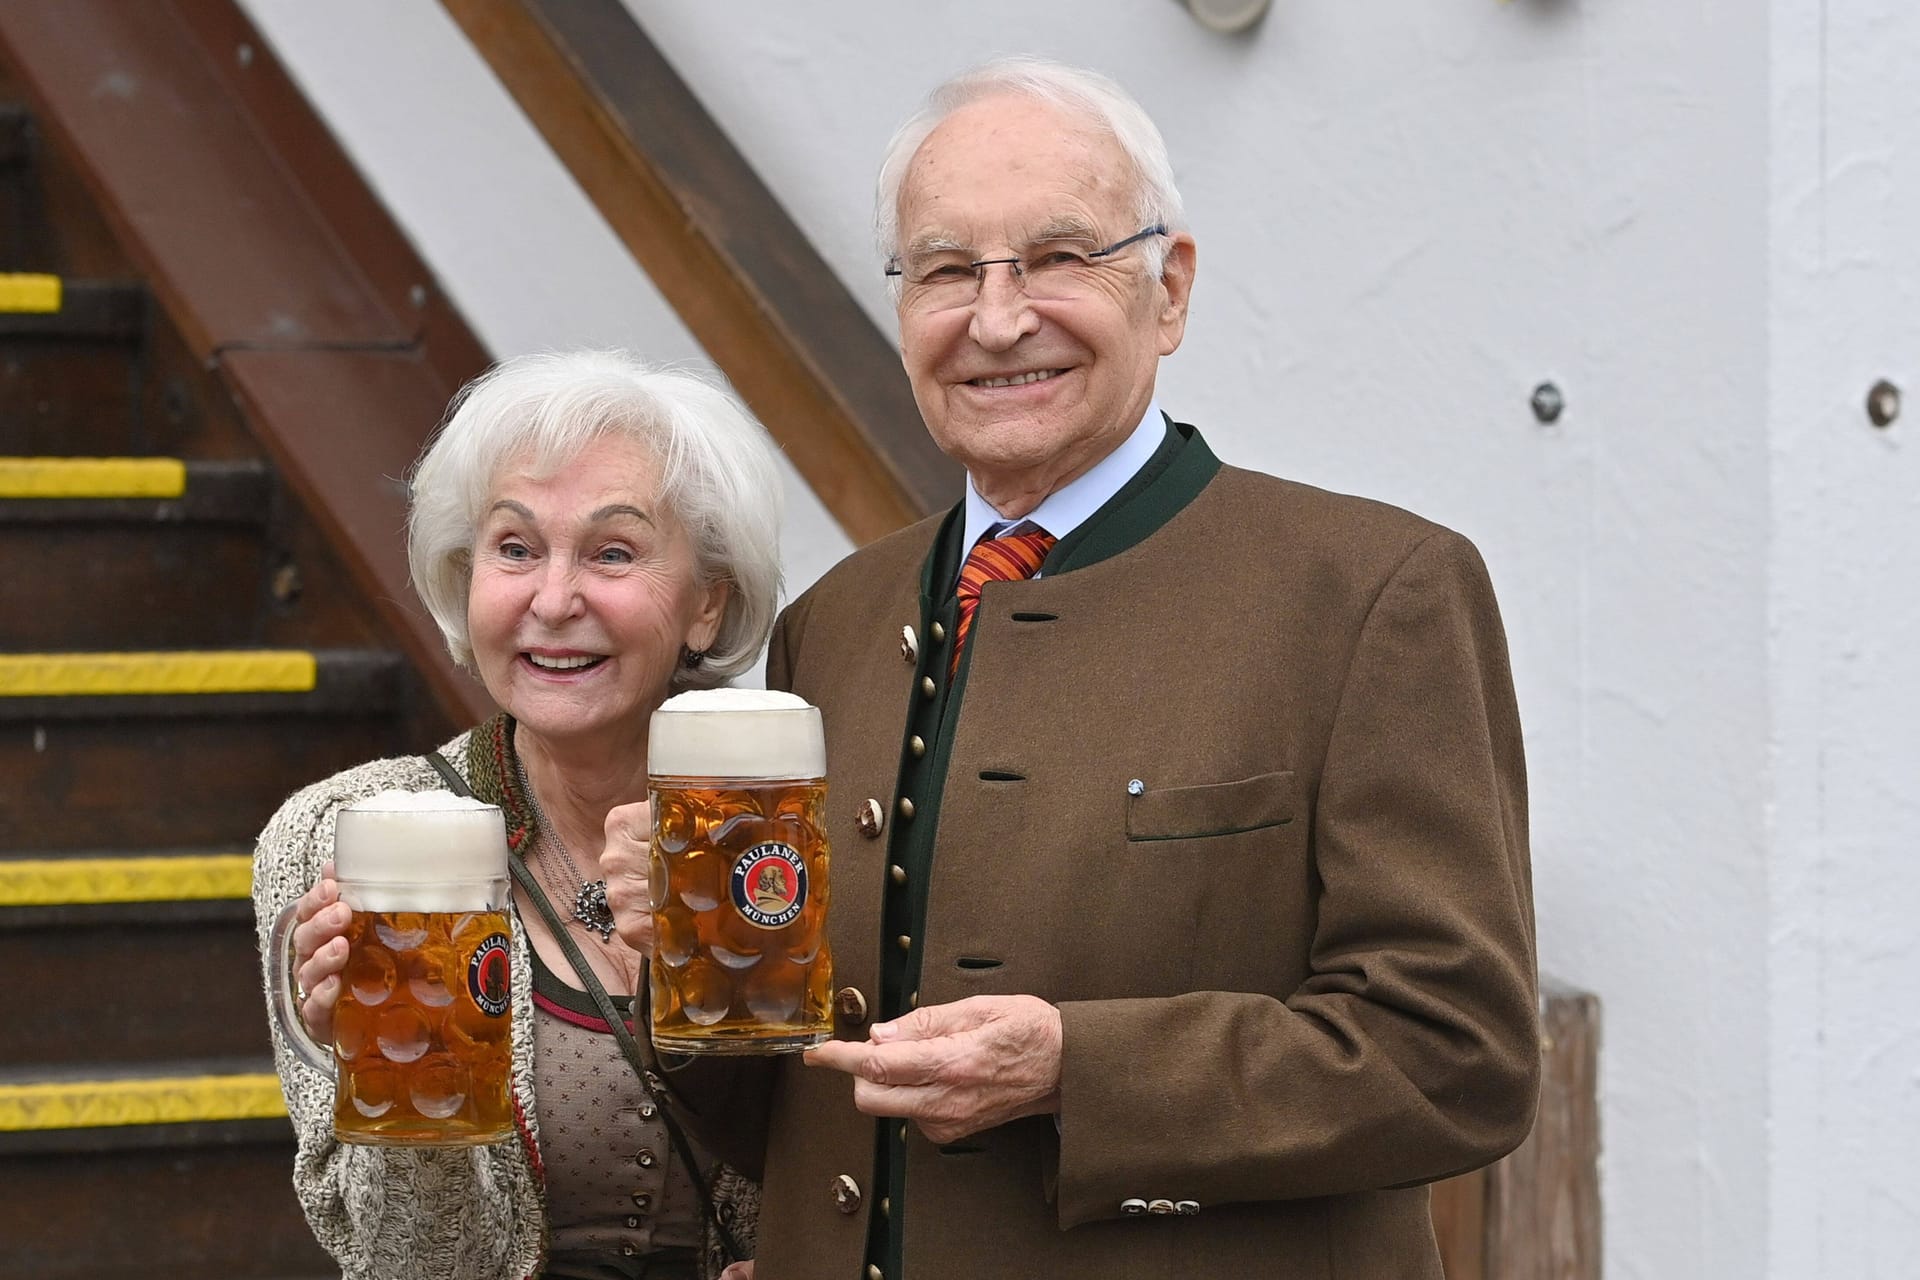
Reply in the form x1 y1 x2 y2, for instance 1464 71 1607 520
514 756 618 943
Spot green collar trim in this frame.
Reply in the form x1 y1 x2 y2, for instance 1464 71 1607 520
916 416 1221 594
1046 416 1219 573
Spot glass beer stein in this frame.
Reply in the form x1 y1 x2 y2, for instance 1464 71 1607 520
647 689 833 1054
269 790 514 1144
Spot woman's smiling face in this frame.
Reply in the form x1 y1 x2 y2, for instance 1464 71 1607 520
465 434 726 749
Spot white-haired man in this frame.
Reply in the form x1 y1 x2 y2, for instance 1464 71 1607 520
633 57 1539 1279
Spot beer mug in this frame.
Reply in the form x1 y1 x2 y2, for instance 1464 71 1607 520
269 790 514 1144
647 689 833 1054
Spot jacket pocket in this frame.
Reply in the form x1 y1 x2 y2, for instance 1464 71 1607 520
1125 771 1295 842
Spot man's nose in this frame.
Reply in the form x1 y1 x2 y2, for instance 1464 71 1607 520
967 262 1039 350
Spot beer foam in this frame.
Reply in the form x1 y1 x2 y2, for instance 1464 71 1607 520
334 789 507 912
650 689 826 780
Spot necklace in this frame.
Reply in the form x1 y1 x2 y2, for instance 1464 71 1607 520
514 756 618 943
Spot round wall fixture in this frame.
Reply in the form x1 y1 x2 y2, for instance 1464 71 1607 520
1182 0 1273 35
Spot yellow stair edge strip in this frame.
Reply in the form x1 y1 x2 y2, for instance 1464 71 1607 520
0 651 319 697
0 456 187 499
0 854 254 907
0 1074 287 1131
0 272 61 314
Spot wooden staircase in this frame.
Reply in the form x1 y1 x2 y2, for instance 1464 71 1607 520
0 53 454 1280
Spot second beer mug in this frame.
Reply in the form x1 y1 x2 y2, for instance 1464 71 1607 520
269 791 514 1145
648 689 833 1054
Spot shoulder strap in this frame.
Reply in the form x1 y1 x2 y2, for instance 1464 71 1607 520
424 750 743 1264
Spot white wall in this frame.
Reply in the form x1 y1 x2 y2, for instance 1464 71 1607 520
1768 2 1920 1277
239 1 1920 1274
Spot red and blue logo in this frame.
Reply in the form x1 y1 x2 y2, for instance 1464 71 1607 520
467 932 511 1016
730 843 807 929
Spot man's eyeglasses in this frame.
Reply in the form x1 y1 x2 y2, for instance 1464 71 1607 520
885 225 1168 311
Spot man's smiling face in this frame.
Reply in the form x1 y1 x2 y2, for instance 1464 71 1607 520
892 93 1195 514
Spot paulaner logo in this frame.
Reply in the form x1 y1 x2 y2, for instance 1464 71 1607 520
467 932 511 1016
730 842 807 929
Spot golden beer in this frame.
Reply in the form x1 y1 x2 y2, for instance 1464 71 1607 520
331 904 514 1144
649 691 833 1054
323 794 512 1144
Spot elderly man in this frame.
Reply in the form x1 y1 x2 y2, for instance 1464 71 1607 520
631 56 1539 1280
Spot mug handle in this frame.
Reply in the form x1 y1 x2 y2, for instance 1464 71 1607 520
268 899 339 1076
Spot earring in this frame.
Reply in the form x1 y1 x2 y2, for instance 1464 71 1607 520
681 647 708 669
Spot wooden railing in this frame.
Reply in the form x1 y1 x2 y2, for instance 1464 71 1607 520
438 0 962 544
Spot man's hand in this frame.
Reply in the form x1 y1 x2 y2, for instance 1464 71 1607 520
598 800 655 954
804 995 1062 1145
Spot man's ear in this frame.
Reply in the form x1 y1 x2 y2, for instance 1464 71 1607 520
1156 234 1197 357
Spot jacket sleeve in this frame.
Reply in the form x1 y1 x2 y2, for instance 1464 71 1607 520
1051 529 1539 1227
252 771 544 1280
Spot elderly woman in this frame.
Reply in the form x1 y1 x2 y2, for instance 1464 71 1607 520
252 350 782 1280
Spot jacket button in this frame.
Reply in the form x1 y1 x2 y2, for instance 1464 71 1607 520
635 1148 657 1168
880 1196 891 1219
920 675 937 699
1175 1200 1201 1215
909 735 926 758
866 1267 884 1280
1147 1199 1176 1215
833 1172 863 1214
896 934 912 953
900 626 918 664
835 986 868 1025
890 863 907 886
631 1192 652 1210
855 798 884 838
1121 1198 1148 1216
930 620 946 644
897 796 915 820
626 1215 642 1229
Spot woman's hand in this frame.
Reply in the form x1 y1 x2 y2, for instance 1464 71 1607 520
600 800 656 955
290 860 352 1045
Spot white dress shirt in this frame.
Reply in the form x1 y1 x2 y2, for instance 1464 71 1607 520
955 400 1167 583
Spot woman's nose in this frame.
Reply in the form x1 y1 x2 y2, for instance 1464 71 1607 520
529 559 582 621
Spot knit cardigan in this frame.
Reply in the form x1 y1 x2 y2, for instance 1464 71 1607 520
252 727 549 1280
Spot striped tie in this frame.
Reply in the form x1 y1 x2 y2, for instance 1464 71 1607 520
952 528 1056 676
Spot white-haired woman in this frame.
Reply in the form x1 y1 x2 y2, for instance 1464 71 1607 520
253 350 782 1280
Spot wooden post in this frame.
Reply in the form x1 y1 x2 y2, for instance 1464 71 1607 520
1435 979 1601 1280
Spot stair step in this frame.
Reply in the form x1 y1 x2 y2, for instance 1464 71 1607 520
0 851 268 1064
0 648 417 851
0 849 251 906
0 1060 284 1136
0 458 284 649
0 1060 326 1276
0 277 145 340
0 647 404 717
0 455 270 515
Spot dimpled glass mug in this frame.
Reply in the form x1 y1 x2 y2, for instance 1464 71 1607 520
269 791 514 1144
647 689 834 1055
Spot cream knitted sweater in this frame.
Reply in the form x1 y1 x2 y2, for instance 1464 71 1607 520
252 734 547 1280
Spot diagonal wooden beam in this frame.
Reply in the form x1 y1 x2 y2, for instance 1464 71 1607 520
439 0 959 545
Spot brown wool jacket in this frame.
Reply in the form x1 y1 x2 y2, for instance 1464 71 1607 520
747 431 1539 1279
